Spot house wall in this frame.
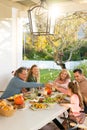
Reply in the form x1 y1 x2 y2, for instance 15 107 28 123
0 4 22 91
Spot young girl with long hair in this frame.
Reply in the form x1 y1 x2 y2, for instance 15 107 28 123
61 81 85 124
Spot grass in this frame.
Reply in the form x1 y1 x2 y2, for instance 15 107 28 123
40 69 61 83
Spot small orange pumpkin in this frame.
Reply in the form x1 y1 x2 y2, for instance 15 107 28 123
14 95 24 105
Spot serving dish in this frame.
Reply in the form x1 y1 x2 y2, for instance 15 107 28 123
30 102 49 111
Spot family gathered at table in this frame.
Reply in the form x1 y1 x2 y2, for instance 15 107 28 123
0 65 87 130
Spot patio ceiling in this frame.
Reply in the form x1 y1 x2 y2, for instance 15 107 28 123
0 0 87 12
10 0 87 8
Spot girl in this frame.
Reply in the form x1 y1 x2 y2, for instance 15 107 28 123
61 81 85 124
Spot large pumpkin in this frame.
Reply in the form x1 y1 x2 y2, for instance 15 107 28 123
14 95 24 105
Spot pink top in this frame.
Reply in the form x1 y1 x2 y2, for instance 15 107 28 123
54 78 70 89
69 94 81 116
53 78 70 94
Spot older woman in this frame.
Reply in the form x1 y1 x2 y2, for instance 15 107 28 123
52 69 71 94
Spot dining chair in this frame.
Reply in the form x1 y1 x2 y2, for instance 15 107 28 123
60 114 87 130
70 116 87 130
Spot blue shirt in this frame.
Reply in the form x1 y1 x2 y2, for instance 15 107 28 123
1 77 44 99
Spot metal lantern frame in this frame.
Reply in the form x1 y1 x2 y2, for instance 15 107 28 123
28 0 53 36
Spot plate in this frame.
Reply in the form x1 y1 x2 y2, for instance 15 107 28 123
7 97 14 102
23 92 37 100
13 103 25 109
29 103 49 111
57 98 70 104
29 99 38 104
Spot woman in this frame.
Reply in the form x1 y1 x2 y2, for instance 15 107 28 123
21 65 40 92
0 67 44 99
26 64 40 83
52 69 71 94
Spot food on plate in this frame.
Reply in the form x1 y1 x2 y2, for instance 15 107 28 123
29 94 68 104
2 104 14 111
0 100 16 117
23 92 37 100
0 100 14 110
43 94 68 103
55 94 69 103
30 102 48 110
0 100 7 108
38 97 44 103
23 92 31 100
43 97 56 103
0 105 16 117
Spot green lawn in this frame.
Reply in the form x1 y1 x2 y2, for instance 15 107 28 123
40 69 61 83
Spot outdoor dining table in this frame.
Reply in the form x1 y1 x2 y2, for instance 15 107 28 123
0 93 69 130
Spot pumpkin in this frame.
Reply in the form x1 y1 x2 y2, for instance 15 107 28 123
14 95 24 105
45 84 52 95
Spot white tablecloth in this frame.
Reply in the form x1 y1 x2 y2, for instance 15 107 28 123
0 101 68 130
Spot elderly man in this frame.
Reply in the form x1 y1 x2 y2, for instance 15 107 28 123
73 68 87 113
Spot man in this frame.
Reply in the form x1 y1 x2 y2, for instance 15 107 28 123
73 68 87 113
1 67 44 99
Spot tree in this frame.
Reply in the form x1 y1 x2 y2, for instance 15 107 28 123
45 11 87 68
23 11 87 69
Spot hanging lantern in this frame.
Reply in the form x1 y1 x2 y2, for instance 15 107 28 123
28 0 54 36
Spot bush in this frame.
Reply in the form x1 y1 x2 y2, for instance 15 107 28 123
74 61 87 77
